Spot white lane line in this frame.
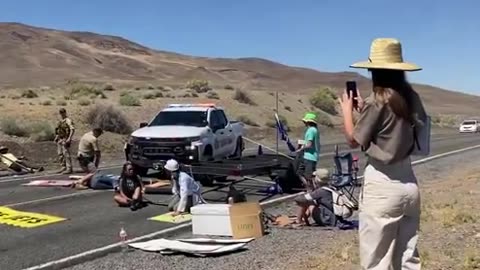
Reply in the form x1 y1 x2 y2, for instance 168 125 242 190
4 190 105 207
22 192 301 270
22 143 480 270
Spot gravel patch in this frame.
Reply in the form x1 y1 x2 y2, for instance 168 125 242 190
66 148 480 270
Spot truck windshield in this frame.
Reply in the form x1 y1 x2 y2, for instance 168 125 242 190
462 121 477 125
149 111 208 127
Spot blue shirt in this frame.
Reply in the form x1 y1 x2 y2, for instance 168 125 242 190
303 126 320 162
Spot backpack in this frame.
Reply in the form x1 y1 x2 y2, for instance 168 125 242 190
321 187 356 219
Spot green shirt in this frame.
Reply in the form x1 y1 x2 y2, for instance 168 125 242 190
303 126 319 162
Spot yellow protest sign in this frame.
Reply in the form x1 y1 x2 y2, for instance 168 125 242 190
148 212 192 224
0 206 66 228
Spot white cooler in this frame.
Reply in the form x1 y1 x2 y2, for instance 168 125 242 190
191 204 232 236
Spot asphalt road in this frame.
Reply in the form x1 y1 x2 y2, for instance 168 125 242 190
0 133 479 270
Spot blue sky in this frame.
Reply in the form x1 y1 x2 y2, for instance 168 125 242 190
2 0 480 94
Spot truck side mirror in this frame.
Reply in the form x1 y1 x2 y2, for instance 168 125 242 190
139 122 148 128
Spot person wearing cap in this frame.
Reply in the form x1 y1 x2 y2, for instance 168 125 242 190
0 146 44 174
151 159 205 216
77 127 103 173
295 112 320 190
338 38 427 269
54 108 75 174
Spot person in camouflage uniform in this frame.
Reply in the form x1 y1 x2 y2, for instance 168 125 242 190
54 108 75 174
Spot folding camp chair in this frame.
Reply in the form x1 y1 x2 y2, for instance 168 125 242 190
329 145 360 210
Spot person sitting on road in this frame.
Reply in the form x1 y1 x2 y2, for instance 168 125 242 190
147 159 205 216
0 146 44 174
77 127 103 174
293 168 331 227
114 162 147 211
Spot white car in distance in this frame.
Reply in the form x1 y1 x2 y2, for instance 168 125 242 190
459 119 480 133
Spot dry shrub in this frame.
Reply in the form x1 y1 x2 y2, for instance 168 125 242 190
310 87 338 115
186 79 211 93
237 115 259 127
233 89 256 105
21 89 38 98
206 91 220 100
119 94 141 106
86 104 132 134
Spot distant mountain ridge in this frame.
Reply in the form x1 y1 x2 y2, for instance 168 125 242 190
0 22 479 115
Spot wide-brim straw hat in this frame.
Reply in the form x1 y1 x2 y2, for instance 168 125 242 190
350 38 421 71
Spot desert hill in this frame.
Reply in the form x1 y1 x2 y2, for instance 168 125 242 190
0 22 479 116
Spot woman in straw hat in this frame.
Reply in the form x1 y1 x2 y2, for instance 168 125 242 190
338 38 427 269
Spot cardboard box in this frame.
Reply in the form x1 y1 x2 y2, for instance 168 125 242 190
191 204 232 236
229 202 265 239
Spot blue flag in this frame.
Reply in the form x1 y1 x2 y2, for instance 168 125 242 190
275 113 296 152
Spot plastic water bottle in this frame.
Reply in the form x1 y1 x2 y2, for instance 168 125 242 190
119 227 128 252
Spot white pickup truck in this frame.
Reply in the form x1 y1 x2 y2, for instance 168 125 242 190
125 103 245 176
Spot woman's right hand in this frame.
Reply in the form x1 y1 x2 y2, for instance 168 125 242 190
354 89 365 112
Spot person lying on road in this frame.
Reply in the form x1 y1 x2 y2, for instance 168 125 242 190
70 170 119 190
148 159 205 216
0 146 44 174
113 162 147 211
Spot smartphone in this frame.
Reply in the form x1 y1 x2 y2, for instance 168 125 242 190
346 81 358 108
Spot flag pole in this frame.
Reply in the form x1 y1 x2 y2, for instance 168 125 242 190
275 90 279 156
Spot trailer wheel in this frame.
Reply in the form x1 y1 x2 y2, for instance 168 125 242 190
232 137 243 159
196 174 215 187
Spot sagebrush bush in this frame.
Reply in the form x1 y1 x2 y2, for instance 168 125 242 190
143 92 156 100
1 118 29 137
56 100 67 106
206 91 220 100
119 94 141 106
224 84 234 90
21 89 38 98
237 115 259 127
186 80 211 93
69 84 105 99
85 104 132 134
233 89 256 105
29 122 55 142
103 84 115 91
309 87 338 115
41 100 52 106
78 98 91 106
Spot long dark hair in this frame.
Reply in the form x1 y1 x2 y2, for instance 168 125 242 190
370 69 414 124
120 161 141 182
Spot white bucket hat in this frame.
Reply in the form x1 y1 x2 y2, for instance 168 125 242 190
350 38 421 71
164 159 179 171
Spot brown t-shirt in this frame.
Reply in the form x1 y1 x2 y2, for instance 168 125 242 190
353 90 427 165
77 131 100 157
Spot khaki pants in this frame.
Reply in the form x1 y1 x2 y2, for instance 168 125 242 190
57 141 72 171
359 158 421 270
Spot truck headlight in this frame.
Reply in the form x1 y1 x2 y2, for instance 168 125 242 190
185 145 196 150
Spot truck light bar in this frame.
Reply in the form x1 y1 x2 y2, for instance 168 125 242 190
167 103 216 108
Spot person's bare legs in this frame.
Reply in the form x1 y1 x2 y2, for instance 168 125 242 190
72 172 95 189
114 193 130 207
